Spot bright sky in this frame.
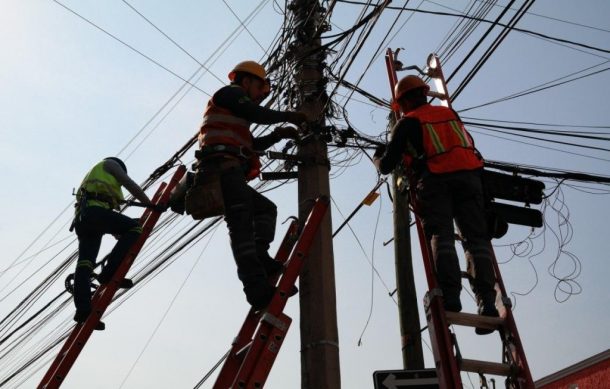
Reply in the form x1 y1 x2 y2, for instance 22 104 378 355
1 1 609 388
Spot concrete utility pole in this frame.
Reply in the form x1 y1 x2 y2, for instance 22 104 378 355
390 158 424 369
289 1 341 388
385 49 425 369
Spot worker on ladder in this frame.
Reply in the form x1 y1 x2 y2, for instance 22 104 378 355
196 61 307 310
71 157 162 330
373 75 498 334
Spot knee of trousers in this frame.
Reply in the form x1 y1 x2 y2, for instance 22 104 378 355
430 235 457 256
225 202 253 223
75 259 95 273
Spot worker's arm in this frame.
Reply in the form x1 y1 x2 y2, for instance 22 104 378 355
253 133 281 151
214 86 305 125
103 160 153 205
374 118 422 175
252 127 300 151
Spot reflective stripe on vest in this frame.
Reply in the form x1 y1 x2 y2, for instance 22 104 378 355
199 128 253 147
405 105 483 174
201 114 250 128
199 93 253 150
198 88 261 180
78 161 124 210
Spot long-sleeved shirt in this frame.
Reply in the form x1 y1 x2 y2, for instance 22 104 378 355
212 85 289 151
376 116 424 175
103 159 151 205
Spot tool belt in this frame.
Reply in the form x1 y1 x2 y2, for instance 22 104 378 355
69 190 116 232
195 144 254 161
79 190 116 208
184 149 243 220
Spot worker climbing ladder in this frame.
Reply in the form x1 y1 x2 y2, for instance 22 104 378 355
38 165 186 389
212 196 329 389
385 49 534 389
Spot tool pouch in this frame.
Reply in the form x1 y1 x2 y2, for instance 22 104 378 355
185 171 225 220
169 171 195 215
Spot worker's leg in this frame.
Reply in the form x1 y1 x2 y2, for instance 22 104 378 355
453 171 497 313
73 230 102 314
92 209 142 283
220 165 272 308
416 174 462 311
73 208 107 329
250 188 282 275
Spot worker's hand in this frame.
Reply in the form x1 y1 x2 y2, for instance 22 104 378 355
373 144 387 159
286 111 308 126
273 126 300 140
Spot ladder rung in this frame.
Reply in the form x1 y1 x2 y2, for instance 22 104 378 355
445 311 504 331
460 359 512 376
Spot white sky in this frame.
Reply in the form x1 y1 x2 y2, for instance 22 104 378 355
1 1 609 388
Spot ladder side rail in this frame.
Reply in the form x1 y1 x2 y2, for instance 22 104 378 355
213 220 299 388
385 48 462 389
428 54 453 110
430 54 533 388
230 197 329 388
37 182 168 388
245 313 292 388
489 249 534 387
39 166 185 389
413 217 462 389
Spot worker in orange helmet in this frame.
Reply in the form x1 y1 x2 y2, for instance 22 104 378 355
373 75 498 335
197 60 306 310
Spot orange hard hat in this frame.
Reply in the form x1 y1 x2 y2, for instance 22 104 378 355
228 60 267 81
394 75 430 100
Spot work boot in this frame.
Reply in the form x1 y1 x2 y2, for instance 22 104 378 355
95 273 134 289
475 301 499 335
244 283 275 311
260 253 298 297
443 293 462 313
73 308 105 331
260 254 284 280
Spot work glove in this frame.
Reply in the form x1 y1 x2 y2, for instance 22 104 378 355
273 126 300 140
286 111 308 126
373 144 387 159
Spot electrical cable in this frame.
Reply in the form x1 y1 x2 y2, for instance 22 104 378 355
50 0 211 96
337 0 610 55
356 192 382 346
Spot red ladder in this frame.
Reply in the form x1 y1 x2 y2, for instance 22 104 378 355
38 165 186 389
384 49 534 389
212 196 329 389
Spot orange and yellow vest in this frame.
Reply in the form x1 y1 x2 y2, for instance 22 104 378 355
198 88 261 180
403 104 483 174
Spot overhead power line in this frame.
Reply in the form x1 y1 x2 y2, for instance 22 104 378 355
51 0 211 96
336 0 610 55
120 0 225 84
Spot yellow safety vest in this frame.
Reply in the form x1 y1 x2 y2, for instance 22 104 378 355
77 161 124 210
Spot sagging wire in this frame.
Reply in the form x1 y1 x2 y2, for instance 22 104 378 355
330 194 397 305
118 227 220 388
357 190 382 346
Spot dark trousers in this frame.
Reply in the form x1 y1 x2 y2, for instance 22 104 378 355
415 170 496 305
73 206 142 311
215 163 278 289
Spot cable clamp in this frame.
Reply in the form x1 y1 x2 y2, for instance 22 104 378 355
301 339 339 351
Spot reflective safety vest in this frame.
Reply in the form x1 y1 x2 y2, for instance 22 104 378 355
198 87 261 180
404 104 483 174
77 161 124 210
